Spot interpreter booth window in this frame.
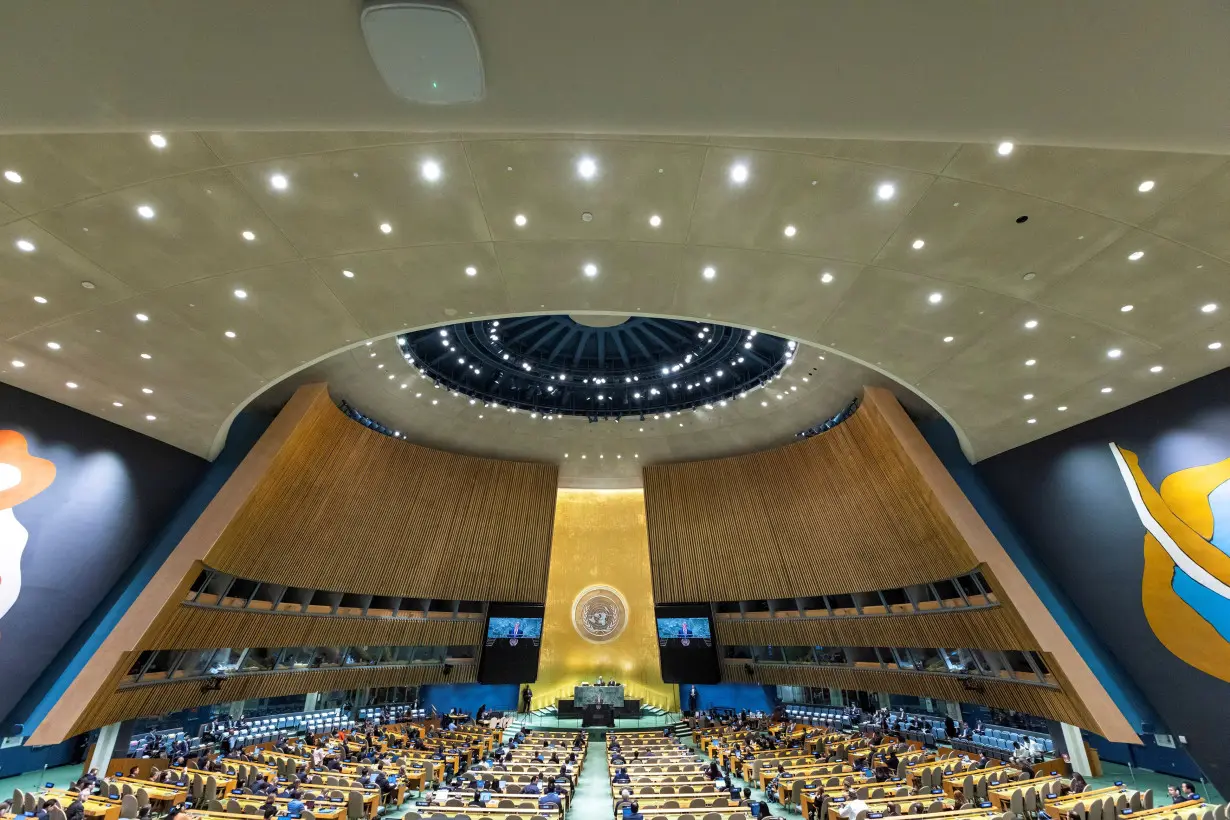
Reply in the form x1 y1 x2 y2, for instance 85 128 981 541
446 645 475 660
931 579 967 608
743 599 771 619
221 578 258 608
240 647 278 672
724 645 753 660
756 645 785 663
847 646 880 669
781 645 814 664
827 593 858 617
771 598 800 618
889 648 916 670
277 647 315 670
209 648 242 674
815 647 848 666
174 648 217 679
337 593 368 616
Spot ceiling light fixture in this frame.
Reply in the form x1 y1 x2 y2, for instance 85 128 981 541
1150 365 1163 373
876 182 896 201
730 163 749 184
1023 393 1034 400
1120 304 1133 312
421 160 442 181
1027 418 1036 424
112 401 123 407
465 266 477 277
142 387 153 394
943 336 954 343
224 330 236 338
379 222 393 234
583 263 598 278
912 238 925 250
270 173 288 190
577 157 597 179
702 266 716 280
241 230 256 241
140 353 151 360
1057 406 1068 411
514 213 527 227
1024 319 1038 329
46 342 60 350
11 360 24 368
1107 348 1122 358
1101 386 1113 393
928 292 943 304
997 141 1015 156
1025 359 1036 366
234 289 248 299
137 204 155 219
1202 303 1218 313
15 239 35 252
3 170 21 183
145 414 157 421
649 214 661 228
1137 180 1155 193
65 382 78 389
135 313 149 322
1128 250 1144 261
149 133 167 149
820 272 834 284
342 270 355 278
33 295 46 304
783 224 797 238
1210 341 1223 350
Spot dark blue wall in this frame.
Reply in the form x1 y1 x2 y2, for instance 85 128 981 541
418 683 518 717
972 367 1230 794
0 384 211 731
685 683 775 714
11 410 272 739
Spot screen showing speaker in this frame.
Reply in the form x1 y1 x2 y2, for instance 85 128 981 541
478 602 544 683
655 603 720 683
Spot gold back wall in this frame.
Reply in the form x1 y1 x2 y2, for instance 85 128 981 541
533 489 678 712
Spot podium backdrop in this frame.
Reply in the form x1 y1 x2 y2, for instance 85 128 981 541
533 489 678 712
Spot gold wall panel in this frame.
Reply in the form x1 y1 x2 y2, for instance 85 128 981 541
206 386 558 601
724 661 1091 727
644 396 976 603
534 489 678 712
715 605 1035 651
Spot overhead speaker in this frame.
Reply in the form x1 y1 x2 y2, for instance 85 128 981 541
361 2 485 104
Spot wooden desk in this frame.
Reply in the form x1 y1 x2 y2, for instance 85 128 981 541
112 778 188 804
1120 800 1210 820
1047 787 1138 817
826 794 955 820
798 780 910 817
941 765 1019 796
636 807 745 818
408 804 562 820
42 790 122 820
987 776 1070 810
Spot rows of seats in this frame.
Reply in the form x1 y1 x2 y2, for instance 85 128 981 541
782 706 852 728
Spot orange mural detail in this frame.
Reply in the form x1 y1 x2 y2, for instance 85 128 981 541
0 431 57 625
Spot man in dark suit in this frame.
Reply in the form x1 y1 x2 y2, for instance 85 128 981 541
522 686 533 713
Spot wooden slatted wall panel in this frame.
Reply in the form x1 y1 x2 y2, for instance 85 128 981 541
714 606 1034 651
205 388 557 601
645 394 976 602
723 661 1093 728
72 662 477 735
144 605 484 650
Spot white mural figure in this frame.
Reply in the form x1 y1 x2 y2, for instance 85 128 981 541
0 431 56 625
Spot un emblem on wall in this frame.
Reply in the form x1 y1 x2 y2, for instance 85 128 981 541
571 585 629 643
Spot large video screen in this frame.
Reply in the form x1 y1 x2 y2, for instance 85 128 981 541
478 603 544 684
655 604 720 684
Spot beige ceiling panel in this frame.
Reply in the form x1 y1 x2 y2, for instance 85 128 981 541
229 142 488 258
199 132 453 164
710 138 960 174
917 305 1159 432
670 246 862 341
30 169 300 291
0 221 134 339
1144 162 1230 262
150 261 367 381
0 133 220 215
464 139 707 243
1035 232 1230 346
874 177 1125 300
313 242 508 336
689 147 933 263
944 144 1227 226
0 199 20 224
817 266 1021 383
497 240 683 317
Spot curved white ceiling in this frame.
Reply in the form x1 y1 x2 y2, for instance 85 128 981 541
0 2 1228 153
1 132 1228 466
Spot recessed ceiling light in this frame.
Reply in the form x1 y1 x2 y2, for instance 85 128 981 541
583 263 598 278
148 133 167 149
1209 341 1223 350
1201 303 1218 313
1137 180 1155 193
1023 393 1034 400
928 292 943 304
702 266 716 280
15 239 35 252
876 182 896 201
943 336 954 343
135 313 149 322
1128 250 1144 261
342 270 355 279
65 381 78 389
1026 418 1036 424
1107 348 1122 359
1150 365 1164 373
997 141 1015 156
140 353 151 360
820 272 834 284
514 213 527 227
1024 319 1038 329
3 170 21 183
142 387 153 394
46 342 60 350
911 238 925 250
1057 406 1068 411
241 230 256 241
224 330 236 338
783 224 797 238
1025 359 1036 366
729 163 749 184
421 160 442 181
649 214 662 228
136 204 155 219
234 289 248 299
33 295 47 304
112 401 123 407
379 222 393 234
1120 304 1134 312
145 414 157 421
1101 386 1113 393
577 157 597 179
270 173 288 190
11 360 24 368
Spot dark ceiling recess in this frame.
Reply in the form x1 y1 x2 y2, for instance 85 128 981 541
398 316 795 420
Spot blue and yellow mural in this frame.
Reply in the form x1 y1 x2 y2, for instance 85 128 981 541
1111 443 1230 682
